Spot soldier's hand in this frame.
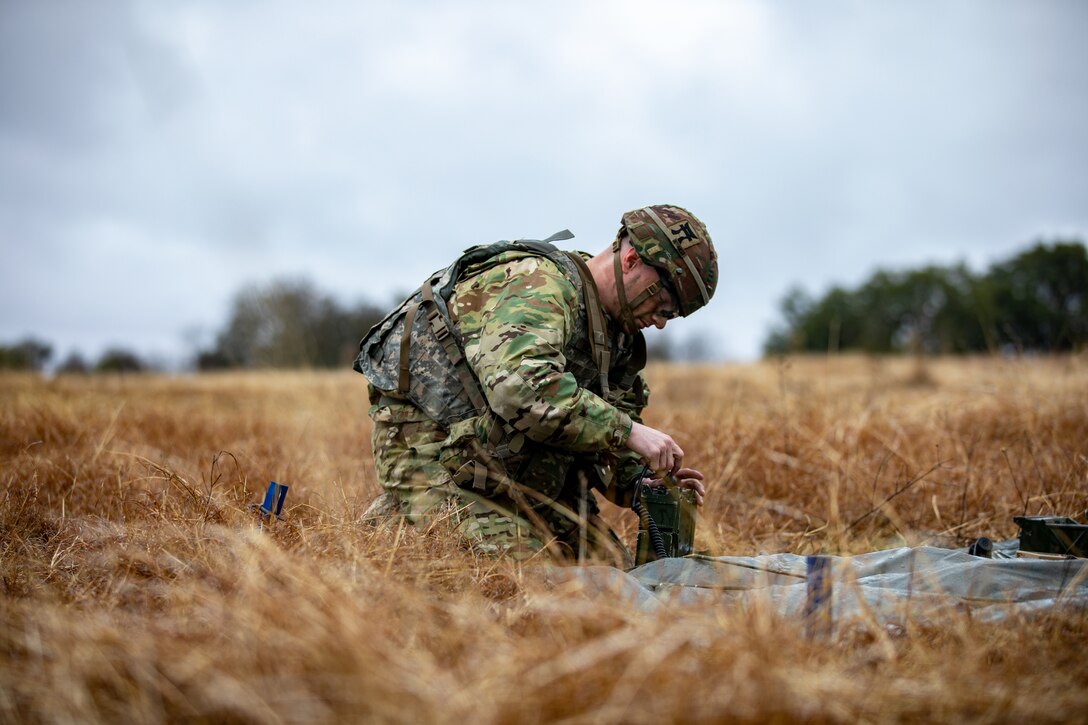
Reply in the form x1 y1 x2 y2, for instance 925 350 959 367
645 467 706 506
672 467 706 505
626 422 684 474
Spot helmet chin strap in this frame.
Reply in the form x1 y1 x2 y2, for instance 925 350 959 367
612 238 637 332
612 238 662 332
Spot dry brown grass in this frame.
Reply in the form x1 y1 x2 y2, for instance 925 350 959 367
2 355 1087 723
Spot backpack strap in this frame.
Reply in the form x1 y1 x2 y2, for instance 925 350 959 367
615 332 647 407
397 277 490 414
397 302 418 393
563 251 612 398
419 278 489 413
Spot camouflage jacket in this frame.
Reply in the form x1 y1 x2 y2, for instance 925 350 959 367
355 235 649 503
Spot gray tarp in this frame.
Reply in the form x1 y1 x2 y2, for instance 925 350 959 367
545 542 1088 625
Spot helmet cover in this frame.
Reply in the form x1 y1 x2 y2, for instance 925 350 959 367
617 205 717 317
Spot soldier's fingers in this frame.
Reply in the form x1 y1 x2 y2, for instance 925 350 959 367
655 444 671 472
681 478 706 498
653 450 680 477
674 474 703 491
653 452 668 473
671 443 684 474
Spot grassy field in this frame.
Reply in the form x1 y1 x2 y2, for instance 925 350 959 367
2 355 1086 723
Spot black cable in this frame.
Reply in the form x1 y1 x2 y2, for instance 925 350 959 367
633 497 669 561
631 465 668 561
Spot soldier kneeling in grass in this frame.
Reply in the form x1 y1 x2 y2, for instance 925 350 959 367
355 205 717 565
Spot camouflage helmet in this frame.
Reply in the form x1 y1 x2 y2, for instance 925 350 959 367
615 204 717 319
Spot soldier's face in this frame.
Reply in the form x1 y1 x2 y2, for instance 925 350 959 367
628 261 679 331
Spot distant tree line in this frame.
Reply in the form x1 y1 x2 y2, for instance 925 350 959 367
0 339 53 371
194 278 386 370
1 278 387 374
763 240 1088 356
0 339 149 373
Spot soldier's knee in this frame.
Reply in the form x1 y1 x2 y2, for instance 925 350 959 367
458 509 546 561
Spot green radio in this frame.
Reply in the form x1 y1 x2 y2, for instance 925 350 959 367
633 480 697 565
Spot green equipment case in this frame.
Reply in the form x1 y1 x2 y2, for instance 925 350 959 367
635 484 697 565
1013 515 1088 558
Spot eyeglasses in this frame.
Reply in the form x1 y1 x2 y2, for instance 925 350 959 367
655 269 680 320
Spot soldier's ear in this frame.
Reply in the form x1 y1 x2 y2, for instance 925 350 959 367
621 245 642 273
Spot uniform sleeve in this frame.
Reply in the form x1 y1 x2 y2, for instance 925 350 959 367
601 374 651 505
452 256 632 453
611 371 649 424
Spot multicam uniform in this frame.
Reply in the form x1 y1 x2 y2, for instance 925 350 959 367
356 235 650 561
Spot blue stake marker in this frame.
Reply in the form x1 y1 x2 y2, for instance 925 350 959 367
259 481 289 520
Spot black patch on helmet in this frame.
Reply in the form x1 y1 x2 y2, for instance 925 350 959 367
670 221 696 245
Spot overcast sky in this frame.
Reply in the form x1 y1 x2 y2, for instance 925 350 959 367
2 1 1086 366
